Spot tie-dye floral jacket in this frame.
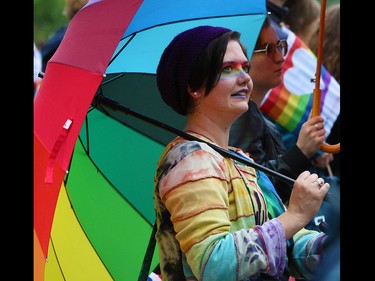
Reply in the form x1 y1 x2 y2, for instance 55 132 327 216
154 135 326 281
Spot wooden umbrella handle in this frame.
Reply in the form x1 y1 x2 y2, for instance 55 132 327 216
311 0 340 154
311 88 340 153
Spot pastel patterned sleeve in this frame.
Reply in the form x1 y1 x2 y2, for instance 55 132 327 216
157 141 288 280
288 229 327 280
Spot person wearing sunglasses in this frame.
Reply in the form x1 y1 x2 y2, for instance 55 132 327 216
253 38 288 57
229 16 332 207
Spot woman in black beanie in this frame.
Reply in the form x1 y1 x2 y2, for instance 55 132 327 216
154 25 329 281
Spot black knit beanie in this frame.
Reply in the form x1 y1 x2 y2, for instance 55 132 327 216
156 25 231 115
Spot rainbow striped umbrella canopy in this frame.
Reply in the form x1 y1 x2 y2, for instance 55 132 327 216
34 0 267 280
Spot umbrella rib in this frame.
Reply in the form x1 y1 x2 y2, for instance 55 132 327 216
100 73 125 86
107 34 136 67
109 12 266 68
92 94 332 203
126 12 267 36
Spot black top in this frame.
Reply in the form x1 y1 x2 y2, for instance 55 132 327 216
229 100 311 202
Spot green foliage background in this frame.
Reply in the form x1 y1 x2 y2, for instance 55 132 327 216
34 0 340 49
34 0 68 48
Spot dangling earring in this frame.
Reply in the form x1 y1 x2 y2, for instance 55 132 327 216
190 91 200 110
195 97 201 109
193 92 201 109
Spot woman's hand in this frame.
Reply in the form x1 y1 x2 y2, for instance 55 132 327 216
296 116 327 159
277 170 330 239
312 152 334 169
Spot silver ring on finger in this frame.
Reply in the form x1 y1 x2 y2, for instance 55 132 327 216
314 124 319 130
315 178 324 188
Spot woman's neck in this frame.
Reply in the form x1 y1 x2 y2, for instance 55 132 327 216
184 115 230 149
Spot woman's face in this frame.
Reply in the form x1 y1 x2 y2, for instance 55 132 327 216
199 40 252 123
250 25 285 93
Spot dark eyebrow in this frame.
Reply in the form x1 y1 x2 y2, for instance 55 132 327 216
222 60 249 65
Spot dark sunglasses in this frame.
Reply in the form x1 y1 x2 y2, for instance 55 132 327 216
253 39 288 57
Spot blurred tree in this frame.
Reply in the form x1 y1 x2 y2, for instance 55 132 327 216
34 0 68 48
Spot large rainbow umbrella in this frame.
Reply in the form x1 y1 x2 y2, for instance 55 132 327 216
34 0 267 280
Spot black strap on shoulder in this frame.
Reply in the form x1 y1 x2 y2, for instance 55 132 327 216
138 222 157 281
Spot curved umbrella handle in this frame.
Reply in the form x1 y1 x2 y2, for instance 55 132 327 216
311 0 340 154
311 88 340 153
